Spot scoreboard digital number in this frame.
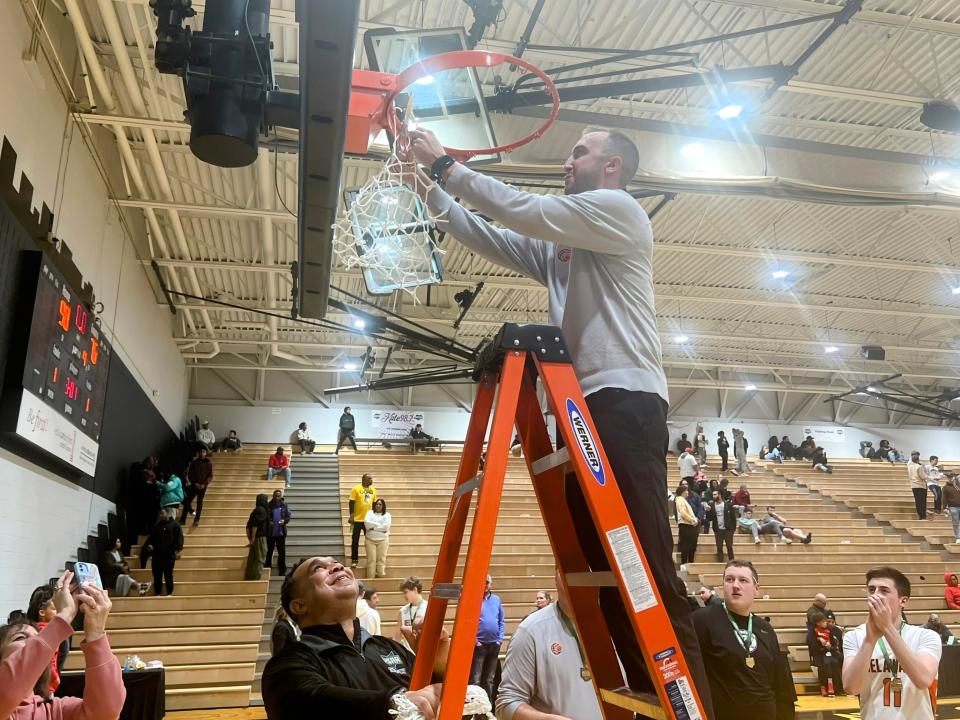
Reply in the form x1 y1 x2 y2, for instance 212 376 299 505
13 258 111 474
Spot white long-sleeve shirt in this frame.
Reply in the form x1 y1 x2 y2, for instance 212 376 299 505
364 510 392 541
197 428 215 445
427 165 667 402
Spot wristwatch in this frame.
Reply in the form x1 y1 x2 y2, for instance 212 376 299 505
430 154 456 187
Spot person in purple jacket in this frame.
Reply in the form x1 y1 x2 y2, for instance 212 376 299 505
470 574 505 703
266 489 292 575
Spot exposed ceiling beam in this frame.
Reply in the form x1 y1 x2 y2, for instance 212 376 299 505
209 368 255 406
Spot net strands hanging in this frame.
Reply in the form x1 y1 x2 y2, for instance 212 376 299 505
332 115 446 299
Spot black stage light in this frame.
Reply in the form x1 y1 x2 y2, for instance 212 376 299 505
861 346 885 361
920 100 960 133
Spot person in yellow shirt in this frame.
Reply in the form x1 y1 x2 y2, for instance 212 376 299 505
348 474 377 568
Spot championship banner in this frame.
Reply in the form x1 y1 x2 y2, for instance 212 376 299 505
801 426 846 444
372 410 425 439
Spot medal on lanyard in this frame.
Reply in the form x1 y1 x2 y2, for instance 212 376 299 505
723 602 755 668
878 623 905 692
557 606 591 681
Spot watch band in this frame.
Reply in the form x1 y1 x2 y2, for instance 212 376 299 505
429 154 456 186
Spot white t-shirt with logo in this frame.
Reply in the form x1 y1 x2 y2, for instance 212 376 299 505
678 453 698 478
843 623 941 719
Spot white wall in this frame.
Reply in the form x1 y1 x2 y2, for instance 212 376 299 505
0 4 189 614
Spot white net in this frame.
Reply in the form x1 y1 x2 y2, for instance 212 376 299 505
333 132 446 298
388 685 494 719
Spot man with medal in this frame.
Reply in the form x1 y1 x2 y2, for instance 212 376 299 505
842 566 941 719
693 560 796 720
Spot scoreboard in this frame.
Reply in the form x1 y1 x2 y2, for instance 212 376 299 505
8 255 112 475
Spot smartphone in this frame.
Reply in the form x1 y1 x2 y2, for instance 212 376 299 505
74 562 103 590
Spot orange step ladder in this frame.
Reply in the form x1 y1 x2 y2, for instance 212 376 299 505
411 323 706 720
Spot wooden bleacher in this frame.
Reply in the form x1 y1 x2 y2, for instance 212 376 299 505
338 448 959 700
63 444 283 710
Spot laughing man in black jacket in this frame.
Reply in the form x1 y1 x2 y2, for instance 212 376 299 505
261 556 441 719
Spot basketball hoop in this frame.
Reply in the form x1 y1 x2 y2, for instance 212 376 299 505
334 52 559 298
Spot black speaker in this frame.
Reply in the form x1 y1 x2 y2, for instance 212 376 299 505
861 346 886 361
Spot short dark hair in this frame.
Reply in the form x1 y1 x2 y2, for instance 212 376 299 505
276 446 284 452
400 576 422 593
809 609 828 624
373 498 387 513
298 422 307 429
280 560 306 622
699 584 714 592
866 566 911 597
724 559 759 584
362 473 372 482
584 126 640 186
930 455 939 462
26 585 54 623
345 406 351 411
363 587 377 601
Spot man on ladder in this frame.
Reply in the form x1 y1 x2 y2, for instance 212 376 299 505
404 127 714 718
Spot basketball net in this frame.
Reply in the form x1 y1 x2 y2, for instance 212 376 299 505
388 684 493 719
331 110 446 300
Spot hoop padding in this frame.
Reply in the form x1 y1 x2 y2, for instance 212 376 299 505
393 50 560 161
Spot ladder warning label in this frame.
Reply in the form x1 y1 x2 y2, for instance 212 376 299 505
605 525 657 612
654 648 702 720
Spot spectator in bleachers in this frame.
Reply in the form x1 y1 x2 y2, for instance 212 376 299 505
181 446 213 527
766 435 780 455
221 429 242 452
806 594 835 626
718 477 732 501
796 435 815 461
197 420 216 451
717 431 730 471
922 613 955 644
267 447 292 488
731 429 749 475
348 474 377 569
534 591 552 611
760 507 812 545
811 447 833 473
262 558 442 718
336 407 358 454
270 605 300 657
397 576 428 653
676 487 699 569
245 494 271 581
945 572 960 610
698 584 723 607
471 575 505 703
408 423 438 452
779 436 795 460
693 560 796 720
763 446 784 463
114 562 146 597
923 456 944 515
157 468 184 511
707 489 737 563
296 422 316 454
267 489 292 576
842 566 941 719
945 472 960 543
496 569 603 720
694 425 708 466
676 433 692 454
737 508 763 544
363 498 391 579
356 585 382 636
678 448 699 485
807 610 843 697
876 439 892 462
143 508 183 595
908 451 929 520
26 586 63 692
732 484 752 516
1 570 125 718
101 538 125 592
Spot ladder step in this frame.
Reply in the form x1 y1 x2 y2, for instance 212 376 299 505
454 474 482 498
599 688 666 720
531 446 569 475
566 571 617 587
431 583 462 600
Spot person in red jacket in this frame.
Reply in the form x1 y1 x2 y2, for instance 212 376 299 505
0 569 125 720
945 572 960 610
181 446 214 526
267 446 291 488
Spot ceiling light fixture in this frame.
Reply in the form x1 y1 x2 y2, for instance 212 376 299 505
824 346 838 353
930 170 951 183
353 319 366 329
952 286 960 295
866 386 877 392
716 103 743 120
673 334 689 343
744 384 757 391
771 269 789 279
680 142 705 160
414 75 435 85
343 362 358 371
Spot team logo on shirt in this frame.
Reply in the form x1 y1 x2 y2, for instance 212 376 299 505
380 650 406 675
557 248 572 263
550 643 563 655
566 399 605 486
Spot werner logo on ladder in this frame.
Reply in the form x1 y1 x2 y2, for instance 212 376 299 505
410 323 707 720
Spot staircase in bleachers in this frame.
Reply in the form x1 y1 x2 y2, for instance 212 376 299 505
64 444 280 710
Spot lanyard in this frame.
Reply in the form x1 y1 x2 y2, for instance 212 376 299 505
877 622 905 680
404 600 424 626
556 605 591 680
722 602 754 659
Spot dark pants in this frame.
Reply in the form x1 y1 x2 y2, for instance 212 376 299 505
913 488 928 519
678 524 699 564
299 439 316 453
470 642 501 702
817 655 843 693
267 535 287 574
336 430 357 453
180 486 206 523
350 521 366 564
714 527 735 561
930 485 943 514
152 555 175 595
719 451 728 471
565 388 715 718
